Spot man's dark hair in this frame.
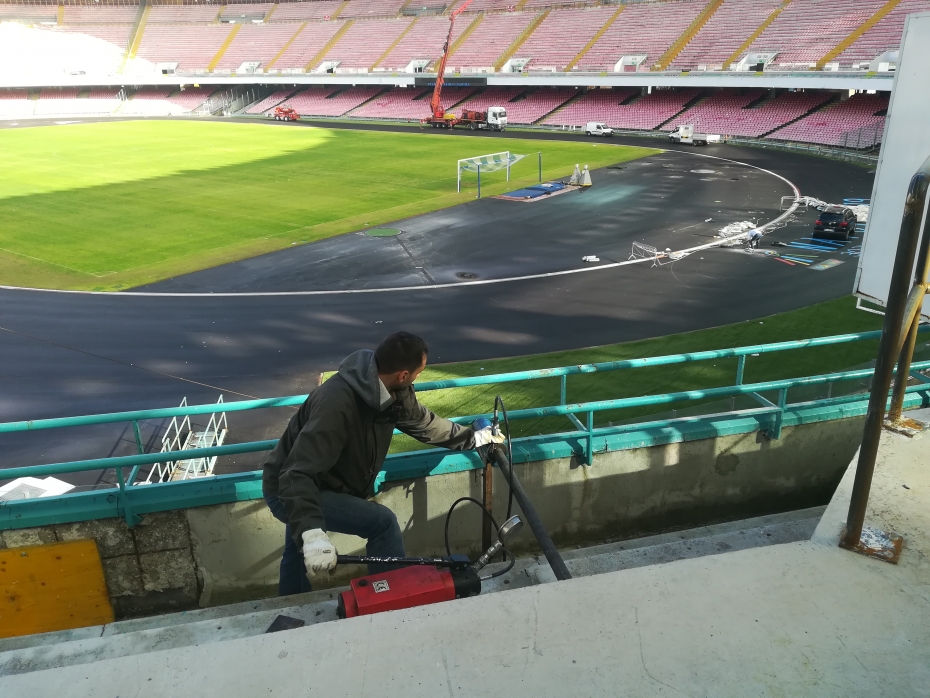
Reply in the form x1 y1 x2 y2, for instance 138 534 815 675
375 332 429 374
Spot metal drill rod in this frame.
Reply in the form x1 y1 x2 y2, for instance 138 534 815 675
489 445 572 581
336 554 469 569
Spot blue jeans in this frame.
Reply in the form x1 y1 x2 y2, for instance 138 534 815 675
265 489 405 597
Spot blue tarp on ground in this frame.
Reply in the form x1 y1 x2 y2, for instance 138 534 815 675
499 181 567 199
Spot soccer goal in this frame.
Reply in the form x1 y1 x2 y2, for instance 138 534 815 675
457 151 528 195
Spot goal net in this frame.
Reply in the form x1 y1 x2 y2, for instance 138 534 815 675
457 151 527 191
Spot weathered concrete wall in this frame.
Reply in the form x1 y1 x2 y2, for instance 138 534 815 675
0 416 863 617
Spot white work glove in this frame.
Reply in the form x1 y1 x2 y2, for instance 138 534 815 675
473 425 506 448
301 528 337 577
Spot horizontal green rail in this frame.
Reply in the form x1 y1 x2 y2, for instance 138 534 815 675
2 327 929 531
3 360 928 484
2 327 922 436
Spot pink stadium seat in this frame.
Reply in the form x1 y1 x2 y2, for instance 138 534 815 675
137 25 236 71
459 87 525 112
671 0 783 70
375 15 469 71
575 1 704 71
504 88 575 123
316 18 415 69
288 85 383 116
246 89 298 114
266 21 349 70
339 0 408 19
268 1 344 22
449 12 536 69
214 24 300 70
63 5 138 23
56 24 133 50
147 5 220 24
168 87 216 110
349 86 474 118
837 0 930 66
516 7 614 71
769 93 888 146
744 0 886 67
541 88 637 127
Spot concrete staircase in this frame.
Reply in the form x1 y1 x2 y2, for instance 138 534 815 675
0 506 824 678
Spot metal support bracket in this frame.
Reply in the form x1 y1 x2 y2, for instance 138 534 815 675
766 388 788 439
115 466 142 527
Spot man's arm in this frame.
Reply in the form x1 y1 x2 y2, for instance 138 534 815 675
396 387 475 450
277 398 348 546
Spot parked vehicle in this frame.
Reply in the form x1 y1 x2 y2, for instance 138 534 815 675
459 107 508 131
813 206 858 240
668 124 720 146
585 122 614 137
271 105 299 121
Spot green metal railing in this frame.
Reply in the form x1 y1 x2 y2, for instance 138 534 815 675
1 326 929 529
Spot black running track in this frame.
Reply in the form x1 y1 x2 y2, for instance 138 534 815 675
0 119 875 482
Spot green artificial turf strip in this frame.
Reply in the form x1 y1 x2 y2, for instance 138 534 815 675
0 120 656 290
384 296 886 453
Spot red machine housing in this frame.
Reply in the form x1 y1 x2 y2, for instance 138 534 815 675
272 105 299 121
338 564 480 618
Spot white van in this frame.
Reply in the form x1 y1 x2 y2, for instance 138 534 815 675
585 122 614 137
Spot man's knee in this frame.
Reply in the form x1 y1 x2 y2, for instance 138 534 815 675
368 501 400 536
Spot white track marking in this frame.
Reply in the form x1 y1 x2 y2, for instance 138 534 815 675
0 150 800 298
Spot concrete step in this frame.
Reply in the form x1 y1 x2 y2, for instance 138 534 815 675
0 506 824 677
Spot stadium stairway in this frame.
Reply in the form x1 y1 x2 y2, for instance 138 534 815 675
0 507 826 677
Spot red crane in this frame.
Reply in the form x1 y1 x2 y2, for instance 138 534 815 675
424 0 476 126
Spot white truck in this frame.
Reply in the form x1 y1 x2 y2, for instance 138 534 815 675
668 124 721 146
585 122 614 137
458 106 508 131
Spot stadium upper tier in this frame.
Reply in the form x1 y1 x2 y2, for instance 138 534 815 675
0 0 926 75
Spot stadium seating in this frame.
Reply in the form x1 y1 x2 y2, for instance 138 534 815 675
119 88 181 116
288 85 383 116
213 24 301 71
769 92 888 146
449 12 536 69
168 87 216 111
504 88 576 123
374 15 468 72
0 89 35 119
136 25 237 71
744 0 886 67
660 89 764 131
837 0 930 66
348 86 475 118
671 0 783 70
264 21 348 70
147 4 220 24
62 5 138 24
459 87 526 112
339 0 409 19
268 1 344 22
575 0 704 71
316 18 415 69
541 88 639 127
246 89 298 114
56 24 133 51
515 7 614 71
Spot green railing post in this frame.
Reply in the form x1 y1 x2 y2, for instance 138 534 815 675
583 410 594 465
769 388 788 440
127 420 145 486
732 354 747 410
115 465 141 527
560 374 567 405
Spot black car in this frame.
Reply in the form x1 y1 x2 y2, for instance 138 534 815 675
813 206 858 241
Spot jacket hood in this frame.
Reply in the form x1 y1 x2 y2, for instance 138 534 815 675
337 349 394 411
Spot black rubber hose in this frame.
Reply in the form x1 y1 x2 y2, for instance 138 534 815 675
488 445 572 581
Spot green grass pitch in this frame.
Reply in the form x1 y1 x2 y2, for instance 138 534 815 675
0 120 657 291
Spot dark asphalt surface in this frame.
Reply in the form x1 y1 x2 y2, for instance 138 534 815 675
0 118 875 484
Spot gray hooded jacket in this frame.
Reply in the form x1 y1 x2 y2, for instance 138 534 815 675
263 349 474 545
